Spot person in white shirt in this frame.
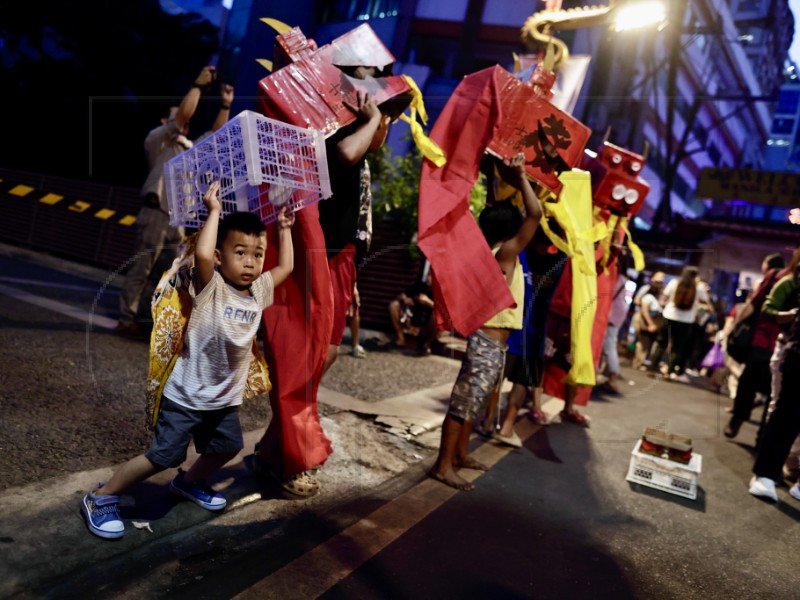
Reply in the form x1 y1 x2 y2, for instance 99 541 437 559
647 266 709 383
632 272 665 369
81 181 295 540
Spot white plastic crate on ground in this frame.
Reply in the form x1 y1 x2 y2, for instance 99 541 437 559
626 439 702 500
164 110 331 228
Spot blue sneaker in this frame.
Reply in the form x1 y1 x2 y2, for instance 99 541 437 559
81 488 124 540
169 469 226 511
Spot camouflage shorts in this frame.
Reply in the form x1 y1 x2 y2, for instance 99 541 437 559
448 329 506 422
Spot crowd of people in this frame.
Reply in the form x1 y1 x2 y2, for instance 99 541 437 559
81 56 800 540
617 249 800 506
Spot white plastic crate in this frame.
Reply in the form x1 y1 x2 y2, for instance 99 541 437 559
626 439 702 500
164 110 331 227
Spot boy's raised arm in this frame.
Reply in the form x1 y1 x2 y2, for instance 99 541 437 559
195 181 222 294
268 207 295 287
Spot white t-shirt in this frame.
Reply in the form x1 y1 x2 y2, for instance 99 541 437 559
661 278 709 324
163 270 274 410
640 293 662 319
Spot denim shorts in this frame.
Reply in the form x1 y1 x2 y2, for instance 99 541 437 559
145 397 244 469
448 329 506 422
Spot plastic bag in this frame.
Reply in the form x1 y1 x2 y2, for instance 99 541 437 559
700 342 725 370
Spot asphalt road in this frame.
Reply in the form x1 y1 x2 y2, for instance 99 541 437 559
2 242 799 599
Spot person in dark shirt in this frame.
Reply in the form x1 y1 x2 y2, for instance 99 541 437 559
319 89 392 374
388 271 437 354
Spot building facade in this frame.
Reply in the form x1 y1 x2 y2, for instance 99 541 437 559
189 0 793 232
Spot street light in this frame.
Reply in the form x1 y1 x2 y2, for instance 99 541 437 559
612 1 667 32
522 0 667 69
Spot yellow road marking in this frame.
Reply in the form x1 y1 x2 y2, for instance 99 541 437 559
94 208 115 220
118 215 137 226
9 185 34 197
39 193 64 205
68 200 91 213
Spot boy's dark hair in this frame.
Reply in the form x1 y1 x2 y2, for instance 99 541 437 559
764 253 784 271
216 211 266 248
478 201 523 248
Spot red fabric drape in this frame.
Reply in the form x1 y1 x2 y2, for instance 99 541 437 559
542 259 617 406
258 199 333 476
417 67 514 337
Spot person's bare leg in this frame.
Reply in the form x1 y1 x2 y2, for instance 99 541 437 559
498 383 527 437
453 417 488 471
561 384 590 426
533 386 543 411
563 384 577 414
480 384 502 434
184 451 239 482
455 420 489 471
351 311 361 353
429 414 475 490
420 321 438 354
95 455 164 497
388 300 406 347
323 344 339 375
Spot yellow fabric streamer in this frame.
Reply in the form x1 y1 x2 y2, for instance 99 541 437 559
537 171 604 387
399 75 446 167
621 218 646 271
538 171 607 277
591 207 646 273
558 171 599 387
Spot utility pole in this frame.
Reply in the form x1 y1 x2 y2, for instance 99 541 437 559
651 0 687 232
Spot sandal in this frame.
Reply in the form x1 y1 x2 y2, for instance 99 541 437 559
528 409 549 426
275 470 320 497
253 453 320 497
559 410 591 428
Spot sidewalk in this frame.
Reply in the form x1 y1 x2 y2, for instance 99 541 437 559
0 377 513 598
11 366 800 599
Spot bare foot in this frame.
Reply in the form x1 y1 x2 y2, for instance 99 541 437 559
427 468 475 491
455 456 488 471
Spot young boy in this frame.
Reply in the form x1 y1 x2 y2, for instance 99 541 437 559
82 181 295 539
429 153 543 491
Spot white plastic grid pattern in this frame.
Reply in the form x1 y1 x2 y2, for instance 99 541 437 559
625 440 702 500
164 110 331 228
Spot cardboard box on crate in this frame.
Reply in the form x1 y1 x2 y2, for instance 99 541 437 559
163 110 331 228
258 23 413 137
485 66 592 197
626 428 702 500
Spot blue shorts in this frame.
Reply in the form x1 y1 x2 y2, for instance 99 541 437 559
145 397 244 469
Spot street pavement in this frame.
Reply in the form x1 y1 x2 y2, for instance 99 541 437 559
1 244 799 598
4 367 800 598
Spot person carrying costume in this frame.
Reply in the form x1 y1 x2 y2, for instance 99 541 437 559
488 227 567 447
82 181 295 539
255 88 392 497
429 153 543 491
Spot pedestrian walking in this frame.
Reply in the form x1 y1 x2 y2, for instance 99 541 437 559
82 182 294 539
